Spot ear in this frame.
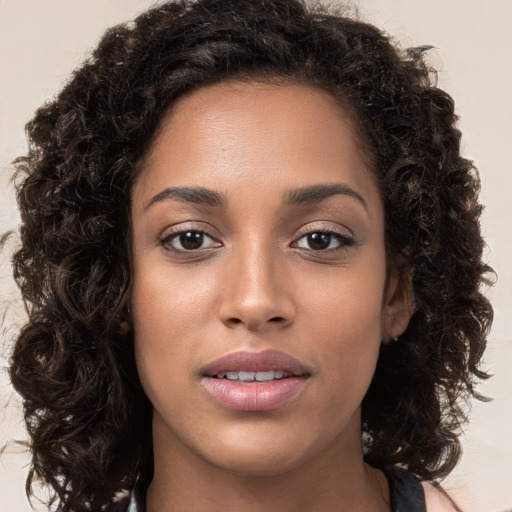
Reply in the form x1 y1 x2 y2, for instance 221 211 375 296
381 261 415 344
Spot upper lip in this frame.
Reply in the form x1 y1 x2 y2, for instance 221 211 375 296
201 349 310 377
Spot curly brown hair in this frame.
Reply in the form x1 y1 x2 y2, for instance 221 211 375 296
8 0 493 510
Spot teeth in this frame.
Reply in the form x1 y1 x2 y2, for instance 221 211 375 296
255 371 275 381
215 370 290 381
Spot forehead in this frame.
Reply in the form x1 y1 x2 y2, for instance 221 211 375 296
133 81 380 213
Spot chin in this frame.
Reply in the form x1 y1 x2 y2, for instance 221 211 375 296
207 450 305 477
195 426 320 477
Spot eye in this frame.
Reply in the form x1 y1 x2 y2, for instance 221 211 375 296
160 229 221 252
293 230 355 251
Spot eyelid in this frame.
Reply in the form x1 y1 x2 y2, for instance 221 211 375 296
158 222 222 252
157 221 356 255
290 222 357 251
293 221 354 241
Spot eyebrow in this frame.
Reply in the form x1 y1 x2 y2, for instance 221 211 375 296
144 186 226 210
144 183 368 212
285 183 368 211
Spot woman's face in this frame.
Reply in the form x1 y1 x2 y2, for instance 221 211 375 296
130 82 411 476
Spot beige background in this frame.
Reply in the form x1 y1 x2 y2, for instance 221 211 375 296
1 1 511 511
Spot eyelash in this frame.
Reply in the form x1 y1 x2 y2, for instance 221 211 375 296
158 224 356 255
291 226 356 253
159 226 221 254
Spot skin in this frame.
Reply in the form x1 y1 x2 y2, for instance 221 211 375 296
129 81 421 511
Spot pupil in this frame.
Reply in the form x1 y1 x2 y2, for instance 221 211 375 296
308 232 330 250
180 231 203 250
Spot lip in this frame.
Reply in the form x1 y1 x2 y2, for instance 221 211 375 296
201 350 311 411
200 349 310 376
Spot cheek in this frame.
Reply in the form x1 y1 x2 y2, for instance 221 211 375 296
299 262 386 396
308 290 383 375
131 258 217 340
302 260 387 341
130 264 208 406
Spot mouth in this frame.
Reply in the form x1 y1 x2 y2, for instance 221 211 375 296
201 350 311 411
212 370 296 381
201 349 311 378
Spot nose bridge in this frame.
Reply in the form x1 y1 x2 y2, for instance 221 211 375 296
219 235 294 330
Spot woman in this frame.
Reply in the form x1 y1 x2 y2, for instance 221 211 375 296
8 1 493 511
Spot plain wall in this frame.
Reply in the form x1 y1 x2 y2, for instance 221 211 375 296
1 1 511 511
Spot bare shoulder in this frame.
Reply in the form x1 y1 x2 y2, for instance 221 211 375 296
422 482 463 512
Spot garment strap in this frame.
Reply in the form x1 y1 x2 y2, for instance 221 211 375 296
385 466 427 512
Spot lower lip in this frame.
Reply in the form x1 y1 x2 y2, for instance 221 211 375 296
203 377 309 411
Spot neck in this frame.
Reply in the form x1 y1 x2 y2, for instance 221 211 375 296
146 413 390 512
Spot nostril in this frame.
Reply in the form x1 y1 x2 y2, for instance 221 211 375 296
223 313 292 329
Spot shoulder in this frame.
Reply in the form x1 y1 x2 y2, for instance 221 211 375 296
422 482 463 512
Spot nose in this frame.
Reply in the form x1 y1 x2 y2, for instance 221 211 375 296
218 241 296 331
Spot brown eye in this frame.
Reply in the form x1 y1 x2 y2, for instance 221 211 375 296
295 231 354 251
179 231 205 250
305 233 331 250
161 230 221 252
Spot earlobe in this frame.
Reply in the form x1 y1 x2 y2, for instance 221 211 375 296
117 304 132 336
382 263 415 344
117 319 131 336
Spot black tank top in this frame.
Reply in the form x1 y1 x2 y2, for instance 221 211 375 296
113 465 427 511
385 466 427 512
